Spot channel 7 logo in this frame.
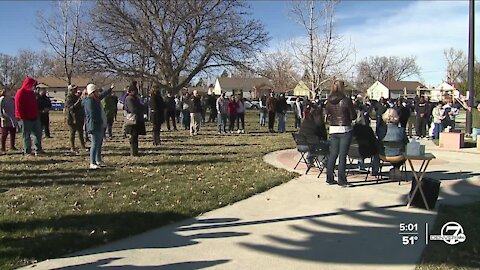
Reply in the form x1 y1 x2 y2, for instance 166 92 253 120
429 221 466 245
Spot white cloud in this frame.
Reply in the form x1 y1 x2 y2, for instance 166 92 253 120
339 0 480 86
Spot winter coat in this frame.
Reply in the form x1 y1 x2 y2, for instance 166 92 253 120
381 124 408 156
191 96 202 113
102 94 118 120
149 94 165 126
165 95 176 112
352 124 379 157
83 88 112 133
415 102 427 118
37 94 52 113
125 94 146 135
15 77 39 120
65 93 84 127
0 96 17 127
266 96 276 113
299 108 327 141
396 106 411 128
216 97 228 114
326 92 355 127
227 100 238 115
275 97 288 114
237 100 245 114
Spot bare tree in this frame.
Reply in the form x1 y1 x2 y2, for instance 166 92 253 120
0 54 17 87
81 0 269 93
356 56 421 90
290 0 355 97
0 50 43 88
444 47 468 84
37 0 83 85
257 49 300 92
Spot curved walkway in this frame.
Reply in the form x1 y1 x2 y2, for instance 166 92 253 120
21 145 480 270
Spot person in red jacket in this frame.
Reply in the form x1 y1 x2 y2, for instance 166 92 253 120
15 77 44 156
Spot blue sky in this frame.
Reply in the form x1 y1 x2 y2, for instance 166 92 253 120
0 0 478 86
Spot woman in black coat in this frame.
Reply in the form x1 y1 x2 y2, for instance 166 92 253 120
149 87 165 146
125 82 146 156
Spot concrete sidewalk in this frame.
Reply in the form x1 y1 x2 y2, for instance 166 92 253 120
22 145 480 270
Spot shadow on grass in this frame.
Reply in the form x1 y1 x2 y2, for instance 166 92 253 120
0 168 113 188
0 159 74 166
130 158 228 167
0 211 190 267
1 212 242 269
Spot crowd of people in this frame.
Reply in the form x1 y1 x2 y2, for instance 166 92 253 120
0 76 471 173
295 80 468 187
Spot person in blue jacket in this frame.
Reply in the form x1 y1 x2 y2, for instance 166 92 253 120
83 83 114 169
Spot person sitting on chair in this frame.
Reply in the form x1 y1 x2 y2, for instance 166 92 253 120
299 108 327 166
372 108 409 179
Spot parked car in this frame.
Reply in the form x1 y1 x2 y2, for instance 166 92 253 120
244 100 260 110
285 96 305 110
49 97 65 111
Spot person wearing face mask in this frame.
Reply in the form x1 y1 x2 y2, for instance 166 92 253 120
83 83 114 169
15 77 44 156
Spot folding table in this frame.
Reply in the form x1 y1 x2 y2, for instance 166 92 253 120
404 153 436 210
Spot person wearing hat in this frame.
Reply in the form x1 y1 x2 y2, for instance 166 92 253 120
15 77 44 156
65 84 86 153
125 81 146 156
82 83 114 169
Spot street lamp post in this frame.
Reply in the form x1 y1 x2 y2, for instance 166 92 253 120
466 0 475 133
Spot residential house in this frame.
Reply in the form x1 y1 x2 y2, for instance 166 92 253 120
213 77 273 99
293 81 311 97
293 80 357 99
431 82 460 102
366 80 426 100
36 77 92 101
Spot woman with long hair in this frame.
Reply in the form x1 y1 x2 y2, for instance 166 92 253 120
325 80 356 187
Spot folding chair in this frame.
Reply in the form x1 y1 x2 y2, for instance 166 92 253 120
377 141 407 185
302 134 329 177
292 133 311 173
346 140 374 181
292 133 327 175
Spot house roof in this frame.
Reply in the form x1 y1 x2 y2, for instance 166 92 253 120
378 80 425 91
217 77 273 91
37 77 92 88
435 82 456 91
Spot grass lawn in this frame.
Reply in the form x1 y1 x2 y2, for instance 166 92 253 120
0 111 298 269
417 201 480 270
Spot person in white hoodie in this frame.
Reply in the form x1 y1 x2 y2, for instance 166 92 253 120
431 101 445 140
